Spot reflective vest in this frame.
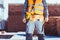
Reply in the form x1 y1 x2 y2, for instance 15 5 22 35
26 0 44 20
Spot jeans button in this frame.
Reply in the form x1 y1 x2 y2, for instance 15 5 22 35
37 19 40 21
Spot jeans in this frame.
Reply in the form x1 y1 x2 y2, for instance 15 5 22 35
26 19 44 34
0 20 5 29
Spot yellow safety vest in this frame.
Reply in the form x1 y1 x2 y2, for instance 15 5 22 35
28 0 44 13
26 0 44 21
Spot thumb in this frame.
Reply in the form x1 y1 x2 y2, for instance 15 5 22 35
23 18 26 23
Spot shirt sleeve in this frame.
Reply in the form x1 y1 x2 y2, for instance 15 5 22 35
42 0 49 18
22 0 28 18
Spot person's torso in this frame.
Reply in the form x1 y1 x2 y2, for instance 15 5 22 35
26 0 44 21
27 0 44 14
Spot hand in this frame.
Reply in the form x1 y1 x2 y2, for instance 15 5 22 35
22 18 26 23
45 17 49 22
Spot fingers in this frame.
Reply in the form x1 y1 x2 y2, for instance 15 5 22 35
22 18 26 23
45 18 49 22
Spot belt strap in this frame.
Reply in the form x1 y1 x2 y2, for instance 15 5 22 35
33 13 43 15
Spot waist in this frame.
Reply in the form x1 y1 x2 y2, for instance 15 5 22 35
33 13 43 15
30 14 44 19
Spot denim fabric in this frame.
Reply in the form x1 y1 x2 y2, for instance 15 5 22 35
0 7 5 29
1 20 5 29
0 20 5 29
26 19 44 34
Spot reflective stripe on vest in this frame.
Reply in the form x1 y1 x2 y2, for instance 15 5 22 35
28 0 34 11
28 4 33 7
35 4 43 6
28 4 43 7
26 0 44 19
27 0 44 12
34 0 44 13
34 8 43 12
